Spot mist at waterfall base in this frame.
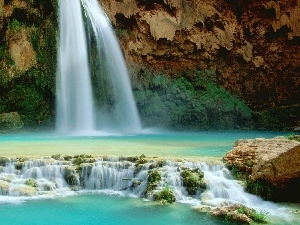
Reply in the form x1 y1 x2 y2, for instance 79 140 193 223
56 0 141 135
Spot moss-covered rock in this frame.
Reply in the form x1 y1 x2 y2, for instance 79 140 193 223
0 112 24 133
134 70 254 130
211 204 269 224
0 157 9 167
180 168 206 195
14 161 23 170
145 169 161 195
25 178 38 188
153 185 176 204
64 166 80 186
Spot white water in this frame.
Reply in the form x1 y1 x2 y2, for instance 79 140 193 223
56 0 95 133
56 0 141 135
0 158 296 223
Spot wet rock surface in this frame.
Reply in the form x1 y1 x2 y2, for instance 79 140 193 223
224 137 300 202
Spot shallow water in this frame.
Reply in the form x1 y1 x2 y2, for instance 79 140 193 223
1 130 299 225
0 193 239 225
0 130 284 158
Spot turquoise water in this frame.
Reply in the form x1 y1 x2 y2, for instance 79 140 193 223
1 130 297 225
0 194 239 225
0 130 284 158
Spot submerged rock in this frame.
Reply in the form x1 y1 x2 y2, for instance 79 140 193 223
224 137 300 202
0 112 24 133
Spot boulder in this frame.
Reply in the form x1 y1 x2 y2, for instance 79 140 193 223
223 137 300 202
0 112 24 133
211 203 269 224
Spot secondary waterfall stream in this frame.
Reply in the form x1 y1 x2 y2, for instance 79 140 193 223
56 0 141 135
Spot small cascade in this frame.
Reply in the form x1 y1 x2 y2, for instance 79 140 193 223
0 156 290 221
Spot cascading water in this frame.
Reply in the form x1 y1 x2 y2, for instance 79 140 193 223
56 0 95 133
56 0 141 135
1 157 298 224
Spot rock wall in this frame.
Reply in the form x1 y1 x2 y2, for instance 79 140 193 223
0 0 298 128
0 0 57 127
100 0 300 110
223 137 300 202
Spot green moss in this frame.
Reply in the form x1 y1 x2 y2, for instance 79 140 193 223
51 154 61 160
15 161 23 170
0 0 57 128
73 157 84 166
8 19 22 32
153 185 176 204
180 168 206 195
237 205 269 223
64 167 79 186
148 169 161 184
133 69 254 130
245 179 274 201
286 132 300 142
0 157 9 167
25 178 38 188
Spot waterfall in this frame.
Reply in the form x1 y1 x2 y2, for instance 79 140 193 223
56 0 95 133
0 157 274 207
56 0 141 135
0 156 296 223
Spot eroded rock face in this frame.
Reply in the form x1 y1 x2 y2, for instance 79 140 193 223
223 137 300 202
100 0 300 110
7 28 37 73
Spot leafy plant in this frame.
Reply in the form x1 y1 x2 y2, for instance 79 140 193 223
237 205 269 223
286 132 300 142
180 168 206 195
153 185 176 204
8 19 21 32
25 179 38 188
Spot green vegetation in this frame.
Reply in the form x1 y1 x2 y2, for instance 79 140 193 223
180 168 206 195
0 0 57 128
245 179 273 201
133 69 254 130
25 179 38 188
153 185 176 204
254 105 300 130
8 19 22 32
51 154 61 160
286 132 300 142
65 167 79 186
237 205 269 223
146 169 161 194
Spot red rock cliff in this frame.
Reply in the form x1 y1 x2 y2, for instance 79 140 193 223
100 0 300 110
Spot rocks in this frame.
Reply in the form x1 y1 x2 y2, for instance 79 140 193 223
211 204 269 224
180 168 206 195
0 112 24 133
101 0 300 111
153 185 176 204
64 166 80 186
224 137 300 202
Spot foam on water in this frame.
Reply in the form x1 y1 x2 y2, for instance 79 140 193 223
0 156 298 224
